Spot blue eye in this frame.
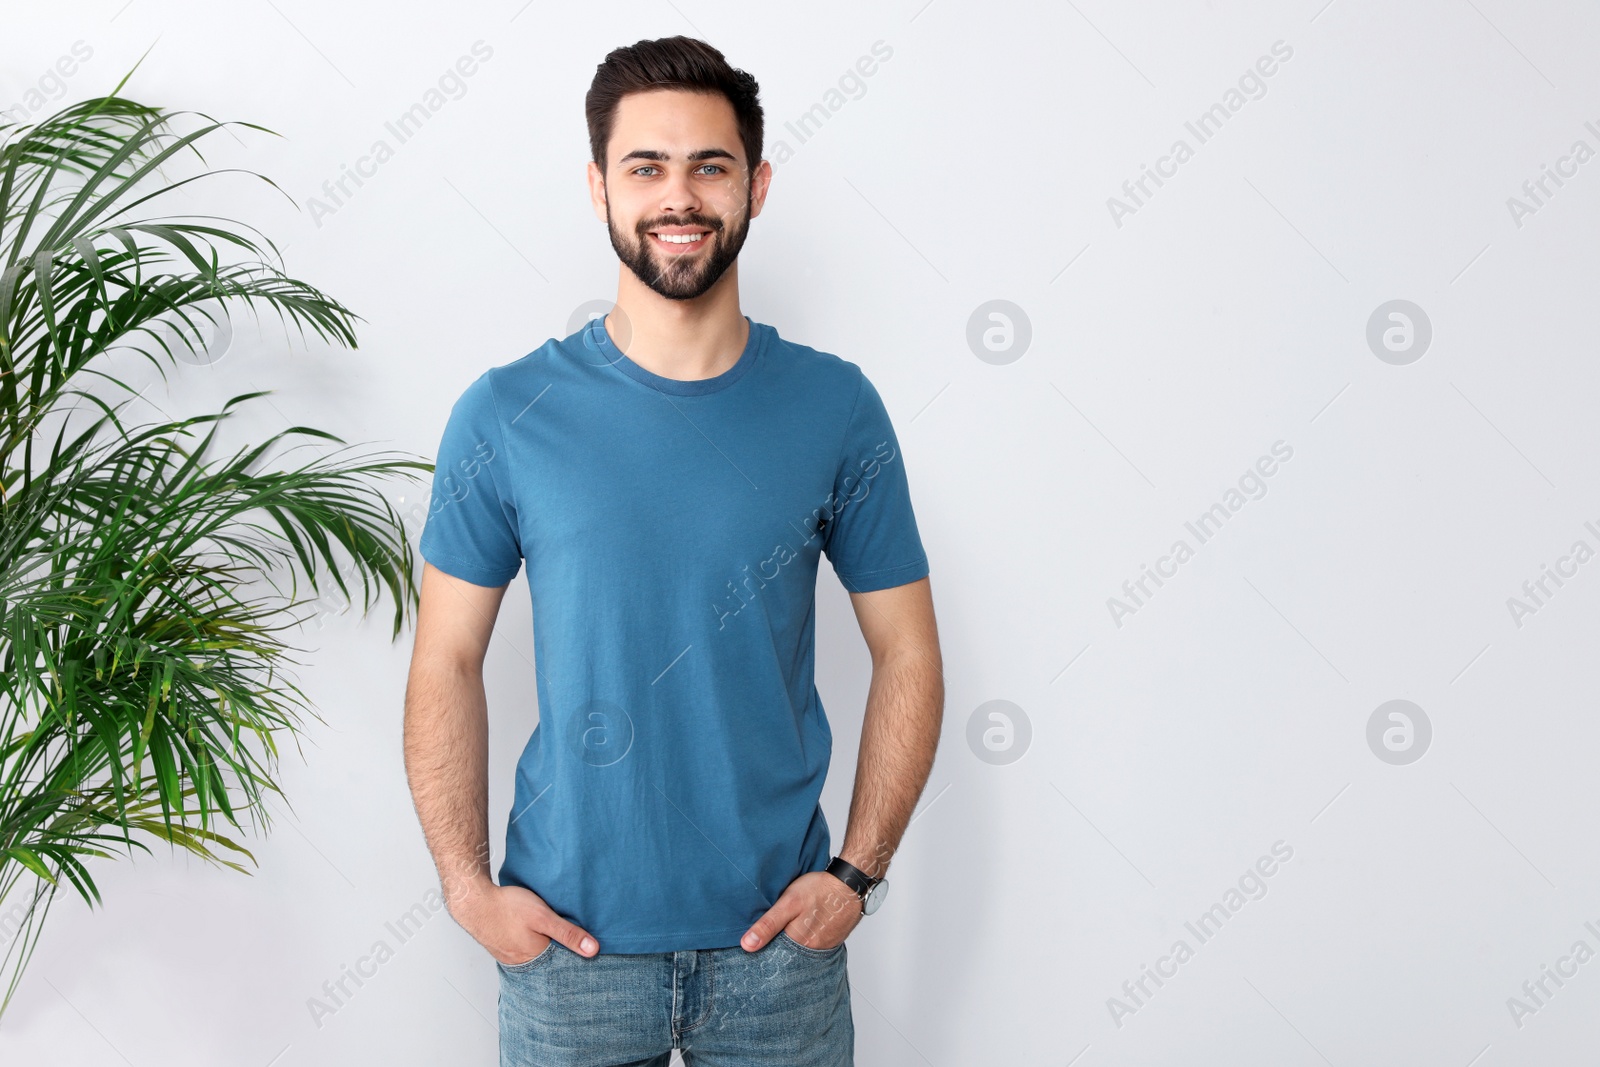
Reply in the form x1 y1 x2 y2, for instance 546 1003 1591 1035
633 164 725 177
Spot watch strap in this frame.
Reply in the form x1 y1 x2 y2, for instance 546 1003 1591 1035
825 856 877 900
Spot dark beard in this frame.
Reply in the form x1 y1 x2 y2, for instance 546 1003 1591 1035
606 192 751 301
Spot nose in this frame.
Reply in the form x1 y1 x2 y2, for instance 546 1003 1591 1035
657 166 702 219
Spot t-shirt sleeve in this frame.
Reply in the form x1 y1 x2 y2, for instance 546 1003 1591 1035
821 369 930 593
418 372 523 588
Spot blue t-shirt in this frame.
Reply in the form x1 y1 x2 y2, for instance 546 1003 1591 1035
418 314 929 952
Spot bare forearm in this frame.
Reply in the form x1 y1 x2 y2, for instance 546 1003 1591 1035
838 650 944 880
403 659 493 909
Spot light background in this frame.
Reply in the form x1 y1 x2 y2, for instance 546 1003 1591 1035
3 1 1598 1064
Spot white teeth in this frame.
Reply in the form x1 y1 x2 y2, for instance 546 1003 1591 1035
654 232 707 244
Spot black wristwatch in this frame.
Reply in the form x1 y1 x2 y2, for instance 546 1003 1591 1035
825 855 888 916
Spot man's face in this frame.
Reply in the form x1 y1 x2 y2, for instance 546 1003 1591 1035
590 89 769 301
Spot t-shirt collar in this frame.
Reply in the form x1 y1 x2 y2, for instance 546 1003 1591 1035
583 313 763 396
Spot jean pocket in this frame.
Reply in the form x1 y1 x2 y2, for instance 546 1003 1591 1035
776 929 845 959
498 937 559 972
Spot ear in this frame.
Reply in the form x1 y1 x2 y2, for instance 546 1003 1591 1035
587 160 609 223
748 158 773 221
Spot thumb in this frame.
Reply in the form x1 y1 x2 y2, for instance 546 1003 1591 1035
739 903 797 952
547 917 600 957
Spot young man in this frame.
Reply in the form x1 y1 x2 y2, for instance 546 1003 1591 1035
403 36 943 1066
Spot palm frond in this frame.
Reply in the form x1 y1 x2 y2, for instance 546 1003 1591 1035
0 71 431 1022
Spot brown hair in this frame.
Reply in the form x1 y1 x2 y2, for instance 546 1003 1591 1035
585 36 763 178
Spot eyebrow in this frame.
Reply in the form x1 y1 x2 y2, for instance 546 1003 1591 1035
616 148 739 167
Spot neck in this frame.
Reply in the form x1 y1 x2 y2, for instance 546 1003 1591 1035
607 265 748 381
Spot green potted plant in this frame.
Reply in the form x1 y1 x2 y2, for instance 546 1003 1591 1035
0 69 428 1020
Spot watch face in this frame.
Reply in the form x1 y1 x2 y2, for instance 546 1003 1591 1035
863 879 888 916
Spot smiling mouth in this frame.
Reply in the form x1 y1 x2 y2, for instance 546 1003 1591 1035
649 229 712 252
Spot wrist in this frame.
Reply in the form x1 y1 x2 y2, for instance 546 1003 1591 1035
826 853 891 916
838 845 889 881
442 870 496 916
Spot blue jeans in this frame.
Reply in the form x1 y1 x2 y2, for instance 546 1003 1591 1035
497 931 854 1066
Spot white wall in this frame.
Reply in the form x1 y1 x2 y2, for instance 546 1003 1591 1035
4 1 1599 1063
